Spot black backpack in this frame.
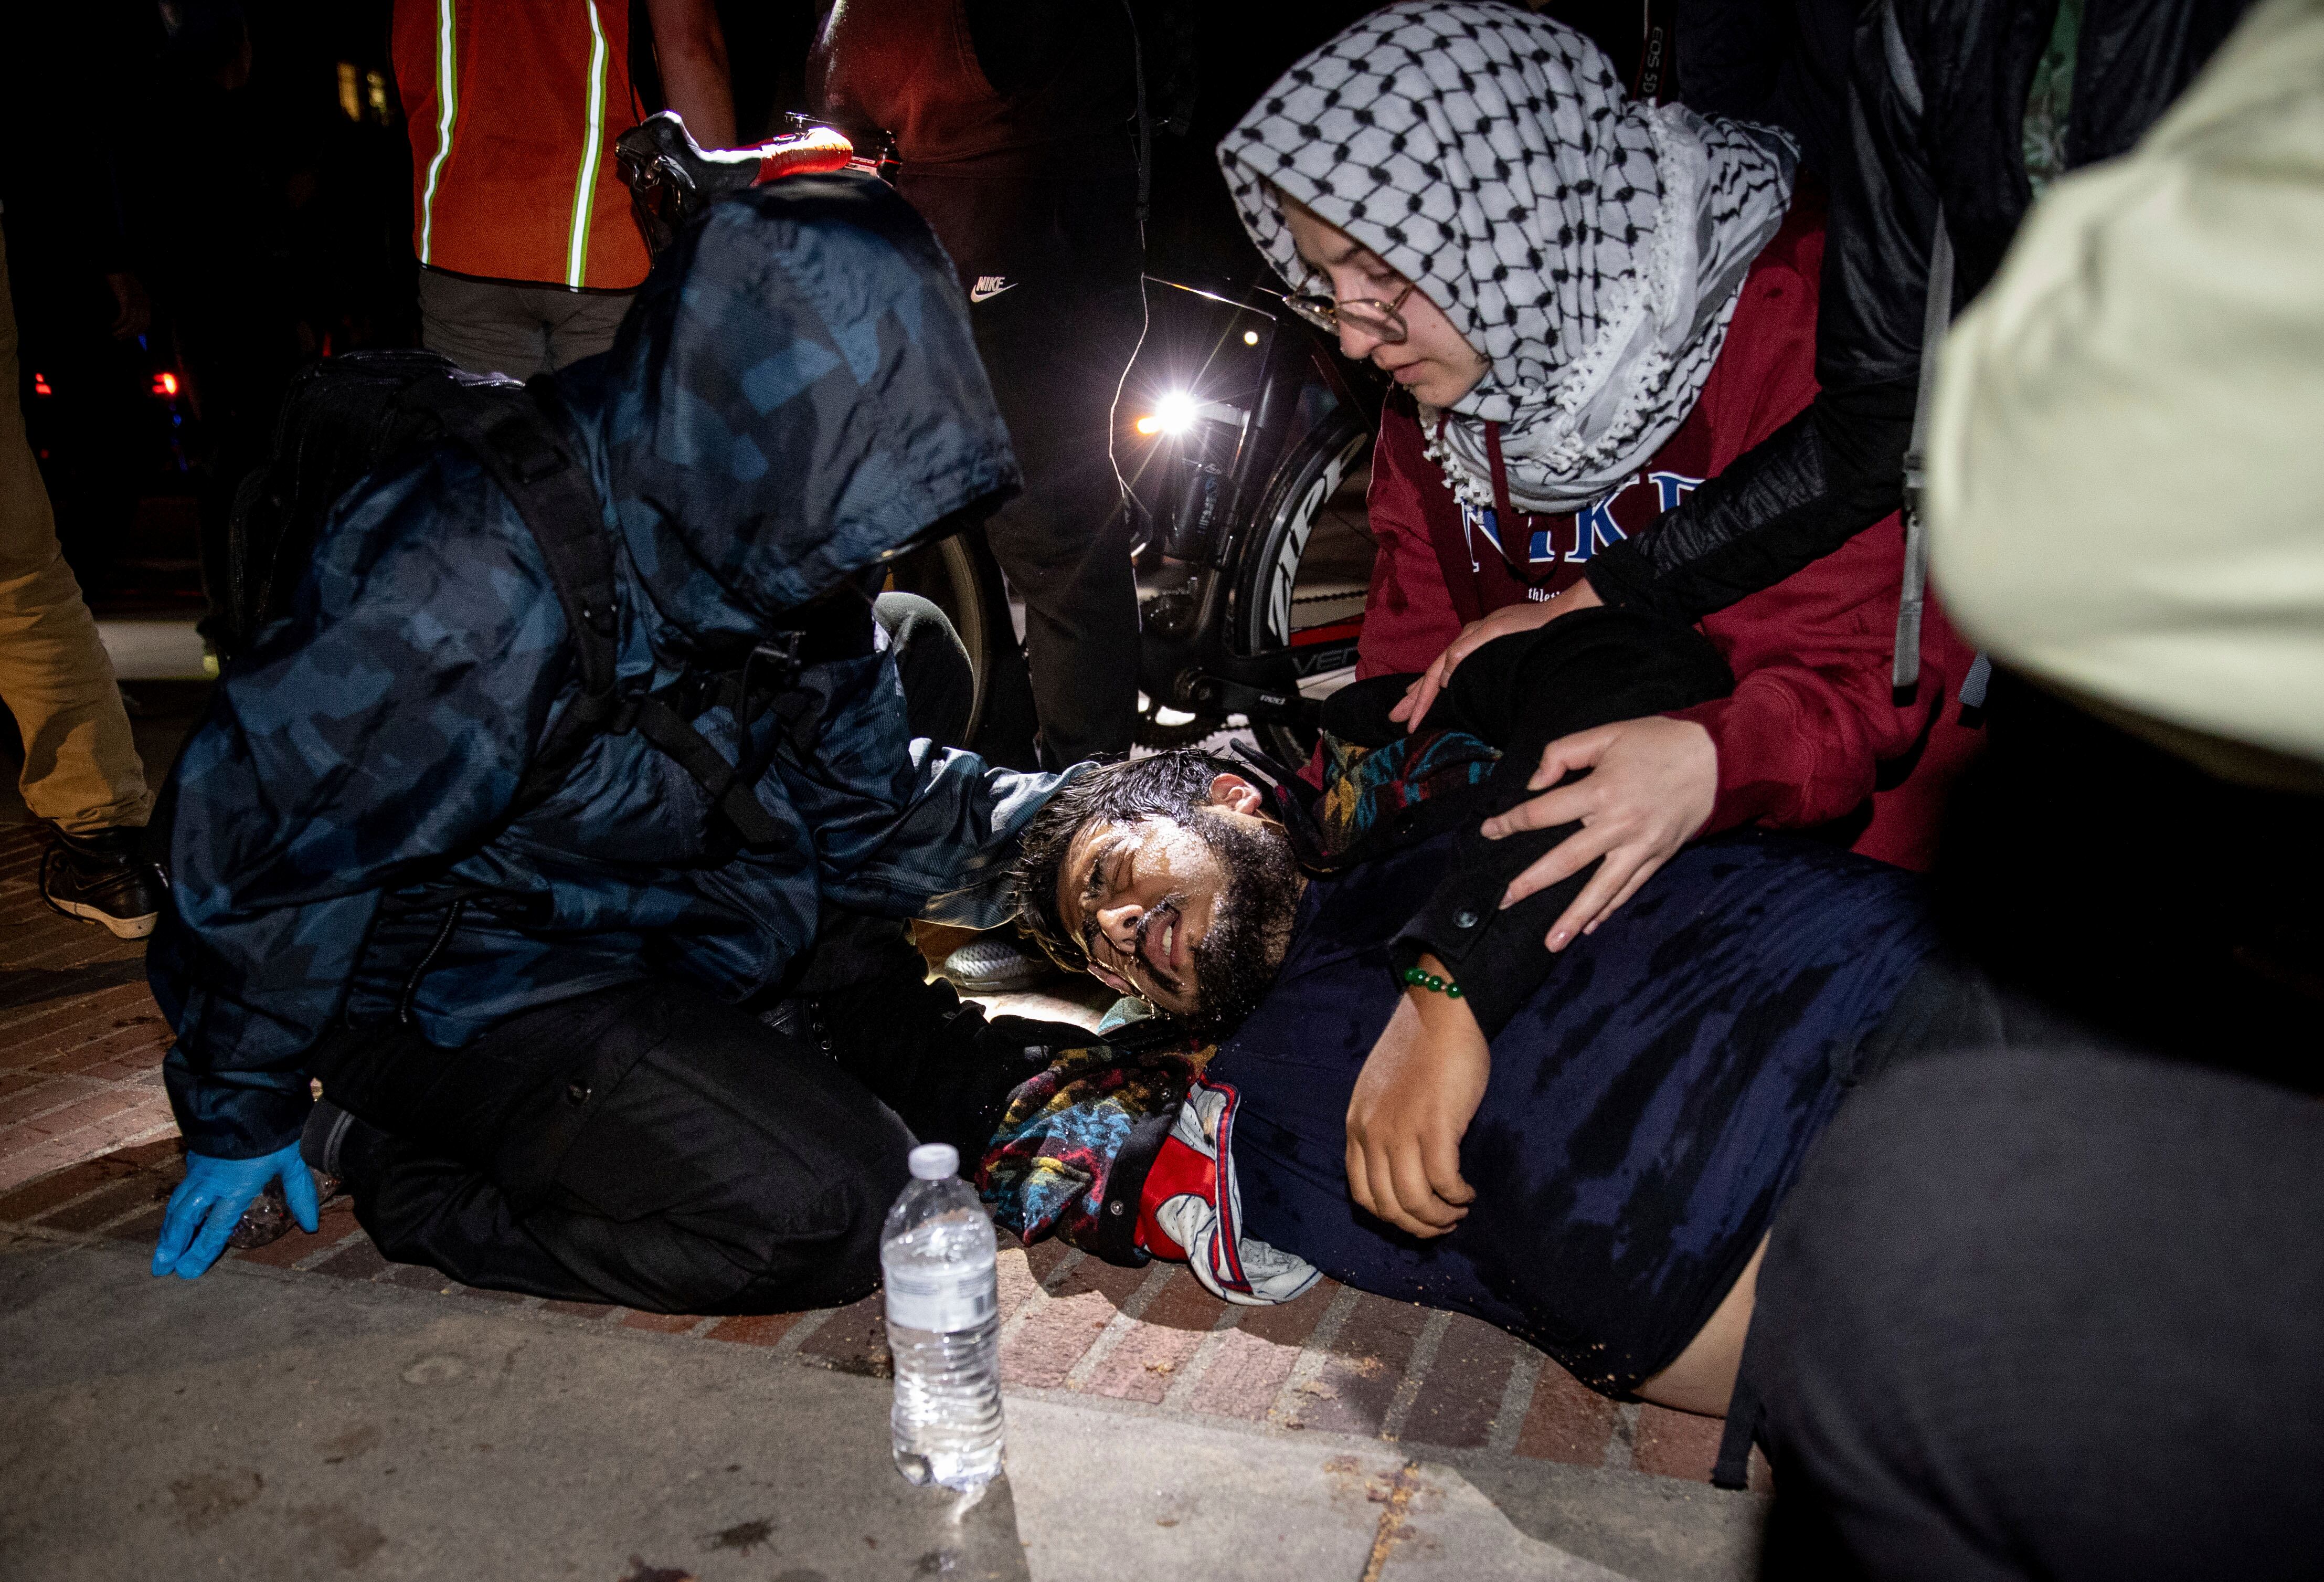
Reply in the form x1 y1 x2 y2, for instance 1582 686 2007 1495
221 349 799 849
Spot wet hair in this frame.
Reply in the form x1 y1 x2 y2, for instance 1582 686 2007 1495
1012 752 1235 972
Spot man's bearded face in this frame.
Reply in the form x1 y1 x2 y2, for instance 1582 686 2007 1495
1055 805 1303 1039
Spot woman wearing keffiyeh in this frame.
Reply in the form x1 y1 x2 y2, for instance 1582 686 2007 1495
1218 3 1976 957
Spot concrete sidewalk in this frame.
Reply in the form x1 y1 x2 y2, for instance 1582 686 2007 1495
1 1232 1764 1581
2 802 1769 1581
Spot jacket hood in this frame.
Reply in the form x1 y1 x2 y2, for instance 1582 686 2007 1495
559 173 1017 650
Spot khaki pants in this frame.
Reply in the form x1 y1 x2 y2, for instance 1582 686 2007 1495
0 226 150 832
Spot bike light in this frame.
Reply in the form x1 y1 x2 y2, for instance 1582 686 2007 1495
152 372 179 397
1147 391 1200 437
1136 390 1248 439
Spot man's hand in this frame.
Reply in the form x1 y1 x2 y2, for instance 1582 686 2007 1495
1389 581 1605 732
151 1142 319 1280
1483 715 1716 950
1345 957 1489 1237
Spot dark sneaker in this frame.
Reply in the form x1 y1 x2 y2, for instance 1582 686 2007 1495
937 934 1056 995
301 1098 358 1179
38 826 166 940
300 1096 367 1198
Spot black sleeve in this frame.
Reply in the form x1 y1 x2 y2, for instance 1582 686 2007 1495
1383 611 1735 1039
1582 381 1915 625
1814 0 1947 390
1390 816 1603 1041
1583 0 1938 627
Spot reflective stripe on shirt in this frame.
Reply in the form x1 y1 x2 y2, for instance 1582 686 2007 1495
416 0 458 266
564 0 610 288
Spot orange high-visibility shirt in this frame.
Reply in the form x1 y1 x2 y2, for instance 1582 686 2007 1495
395 0 650 291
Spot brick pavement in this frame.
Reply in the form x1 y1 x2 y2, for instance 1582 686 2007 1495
0 824 180 1195
0 819 1769 1498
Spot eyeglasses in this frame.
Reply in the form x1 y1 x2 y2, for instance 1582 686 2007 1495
1283 279 1416 345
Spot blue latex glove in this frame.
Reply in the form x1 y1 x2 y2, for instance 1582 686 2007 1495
151 1143 320 1280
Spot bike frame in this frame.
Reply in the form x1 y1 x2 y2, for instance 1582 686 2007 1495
1125 277 1383 735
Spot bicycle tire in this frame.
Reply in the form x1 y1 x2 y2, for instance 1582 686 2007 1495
1232 411 1376 767
885 531 1007 747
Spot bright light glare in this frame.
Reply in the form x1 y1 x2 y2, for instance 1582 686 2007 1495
1153 391 1197 435
1134 391 1201 438
1243 330 1259 345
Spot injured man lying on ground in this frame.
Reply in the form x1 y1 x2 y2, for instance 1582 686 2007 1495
980 622 1993 1432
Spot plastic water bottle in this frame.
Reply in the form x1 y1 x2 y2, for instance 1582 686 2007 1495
882 1142 1003 1489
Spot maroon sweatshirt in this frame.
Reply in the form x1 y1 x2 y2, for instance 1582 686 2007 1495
1355 194 1982 871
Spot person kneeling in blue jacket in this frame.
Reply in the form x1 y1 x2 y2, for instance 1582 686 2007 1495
144 172 1071 1314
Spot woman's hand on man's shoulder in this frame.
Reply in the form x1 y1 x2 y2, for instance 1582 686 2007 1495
1389 581 1605 732
1482 714 1716 949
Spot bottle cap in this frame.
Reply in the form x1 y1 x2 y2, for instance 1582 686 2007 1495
908 1143 960 1181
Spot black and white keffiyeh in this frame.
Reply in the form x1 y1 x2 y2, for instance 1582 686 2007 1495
1218 2 1797 513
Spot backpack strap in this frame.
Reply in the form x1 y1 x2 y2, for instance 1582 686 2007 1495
416 378 789 848
631 679 792 849
421 378 622 693
410 379 635 815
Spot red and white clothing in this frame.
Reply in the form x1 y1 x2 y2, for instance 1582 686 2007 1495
1357 196 1981 870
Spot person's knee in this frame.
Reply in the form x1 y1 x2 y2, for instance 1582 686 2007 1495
875 590 974 746
1758 1050 2324 1578
833 1144 913 1293
725 1105 914 1313
874 590 956 655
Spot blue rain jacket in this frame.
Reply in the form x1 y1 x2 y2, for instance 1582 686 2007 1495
151 175 1055 1159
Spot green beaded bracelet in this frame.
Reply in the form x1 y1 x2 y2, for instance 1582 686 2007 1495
1401 966 1464 999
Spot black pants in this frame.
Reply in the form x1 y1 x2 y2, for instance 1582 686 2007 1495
1745 1042 2324 1580
313 957 1076 1314
315 982 917 1313
1323 607 1735 1035
900 171 1146 769
307 594 1054 1312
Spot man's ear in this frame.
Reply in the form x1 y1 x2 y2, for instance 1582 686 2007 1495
1206 773 1265 816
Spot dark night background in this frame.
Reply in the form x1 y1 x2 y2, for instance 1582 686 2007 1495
3 0 1669 620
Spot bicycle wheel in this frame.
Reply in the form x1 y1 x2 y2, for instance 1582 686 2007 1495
885 531 1009 747
1232 413 1376 767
